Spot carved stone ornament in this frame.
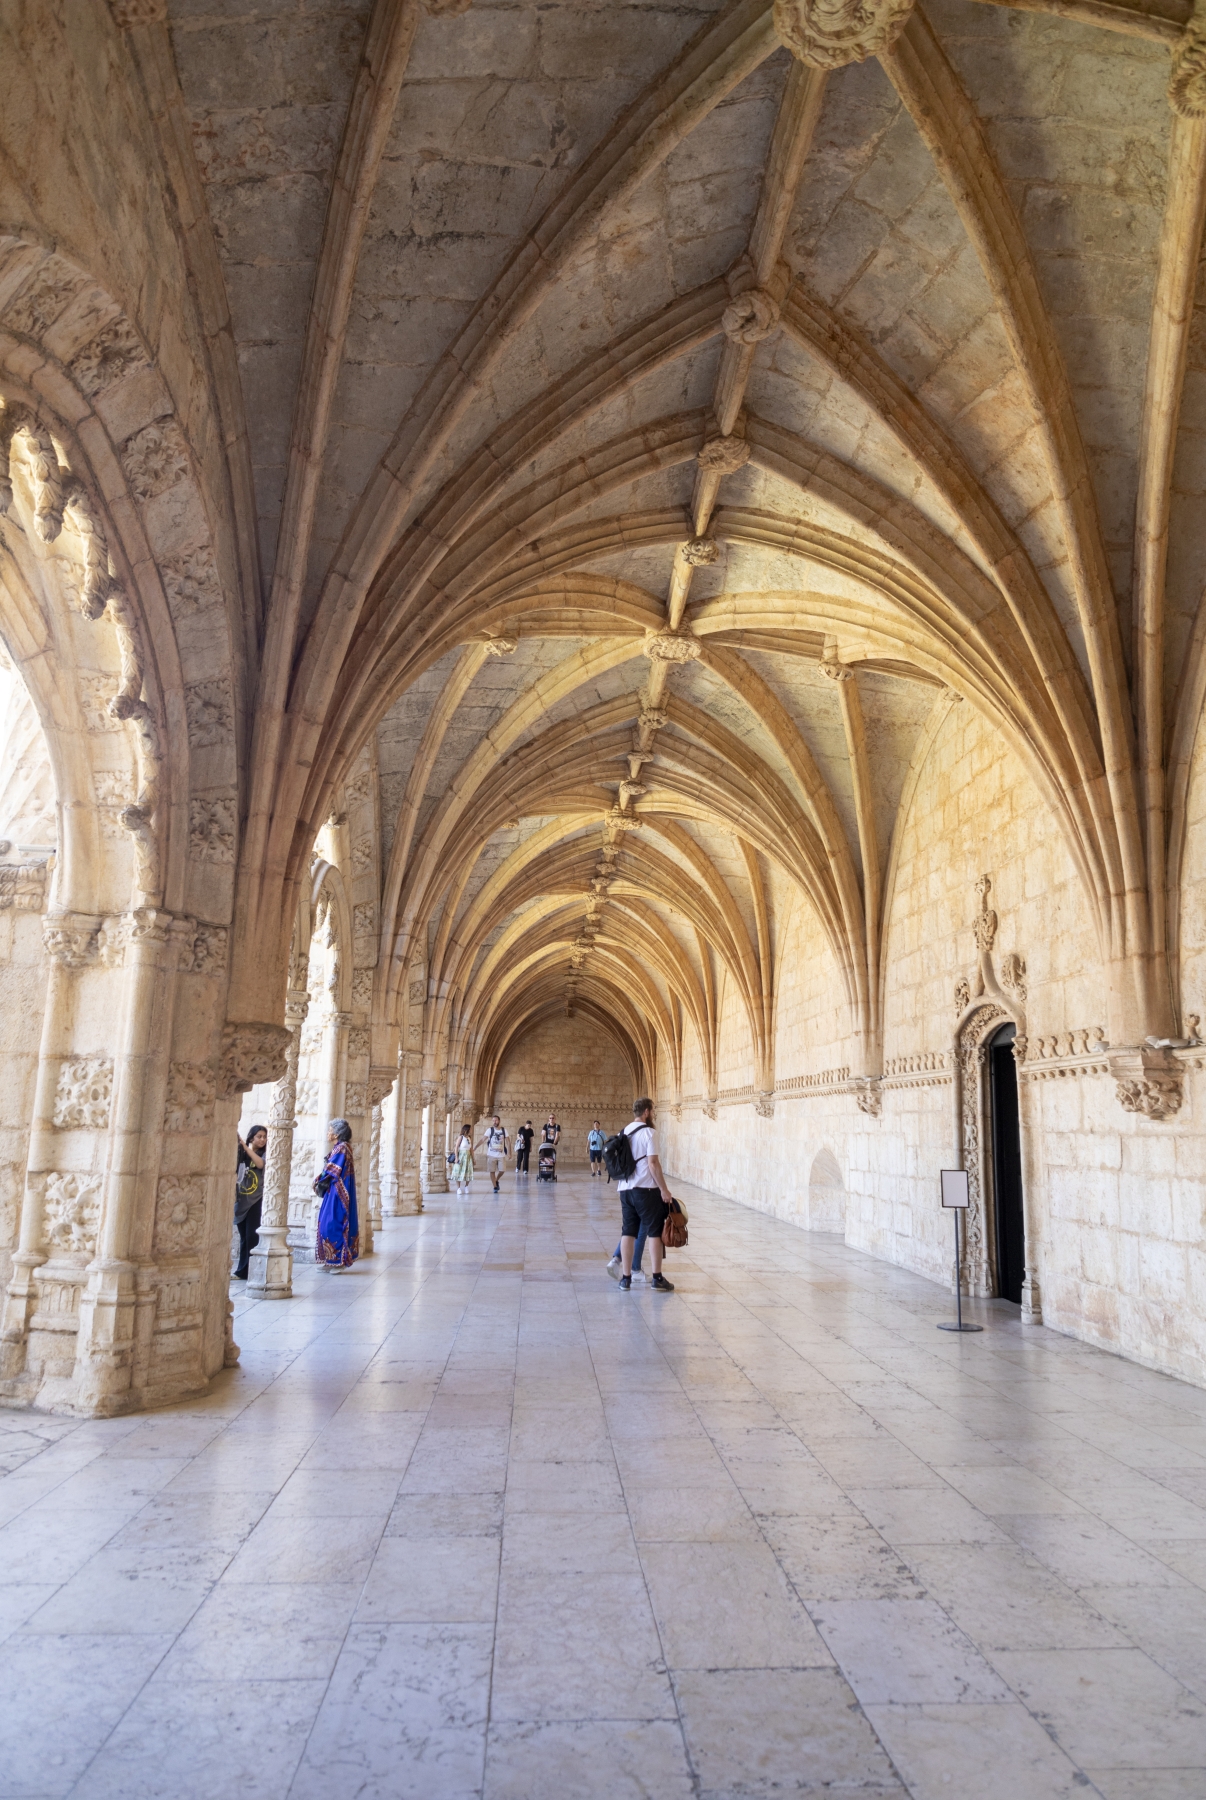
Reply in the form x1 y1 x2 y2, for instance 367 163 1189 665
1109 1050 1183 1121
109 0 168 26
121 418 188 502
218 1022 291 1098
972 873 998 954
43 913 102 967
755 1090 775 1118
70 318 147 398
853 1078 882 1117
681 537 719 567
184 679 234 749
480 633 518 656
153 1175 205 1254
618 779 646 809
53 1056 114 1131
164 1061 217 1134
605 805 643 832
368 1066 396 1108
773 0 916 69
703 1100 719 1121
697 434 751 475
347 1026 370 1060
1169 9 1206 117
425 0 473 14
644 630 701 664
188 795 236 865
1000 951 1027 1002
954 976 971 1014
43 1172 102 1256
721 288 781 345
188 923 228 975
0 855 50 912
820 659 853 682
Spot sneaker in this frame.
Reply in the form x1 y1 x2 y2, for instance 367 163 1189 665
631 1270 646 1286
650 1273 675 1292
493 1184 500 1194
606 1256 622 1281
618 1274 631 1290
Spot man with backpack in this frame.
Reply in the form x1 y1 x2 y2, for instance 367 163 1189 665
604 1097 674 1292
483 1115 509 1195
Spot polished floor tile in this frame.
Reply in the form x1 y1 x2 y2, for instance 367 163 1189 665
2 1168 1206 1794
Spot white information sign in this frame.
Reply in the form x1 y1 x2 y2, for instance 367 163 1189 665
940 1169 970 1210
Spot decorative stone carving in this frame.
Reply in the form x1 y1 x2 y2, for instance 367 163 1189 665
43 913 102 967
698 434 751 474
184 680 234 748
681 537 718 567
425 0 473 13
53 1056 113 1131
703 1100 719 1121
820 658 853 682
754 1090 775 1118
774 0 916 69
853 1078 882 1117
153 1175 205 1254
43 1173 102 1256
347 1027 370 1059
0 856 50 911
480 633 518 656
161 545 222 614
121 419 188 503
345 1082 367 1117
644 631 701 664
353 901 375 939
218 1022 291 1098
721 288 780 344
618 779 646 809
295 1076 319 1115
3 258 82 339
188 795 236 865
1109 1049 1183 1121
344 763 372 807
354 969 374 1008
972 873 998 954
188 924 228 975
351 836 373 873
955 1001 1009 1295
368 1066 396 1108
109 0 168 25
78 674 122 734
1170 9 1206 116
1000 952 1027 1002
70 318 147 398
164 1062 216 1134
954 977 971 1014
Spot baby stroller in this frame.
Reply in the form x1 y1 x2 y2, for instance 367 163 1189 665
536 1142 557 1182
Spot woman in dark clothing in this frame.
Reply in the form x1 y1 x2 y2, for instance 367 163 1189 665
233 1125 267 1280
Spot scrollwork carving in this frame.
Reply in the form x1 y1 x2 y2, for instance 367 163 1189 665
53 1056 113 1131
164 1062 216 1134
774 0 915 68
154 1175 205 1254
218 1022 290 1098
43 1173 102 1256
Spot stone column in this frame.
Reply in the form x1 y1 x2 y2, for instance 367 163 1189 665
396 1052 423 1213
247 985 307 1300
0 913 100 1389
75 907 179 1416
423 1081 449 1192
369 1103 383 1232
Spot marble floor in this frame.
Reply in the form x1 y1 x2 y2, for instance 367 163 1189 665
2 1173 1206 1798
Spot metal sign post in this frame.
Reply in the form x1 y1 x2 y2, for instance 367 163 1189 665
938 1169 983 1333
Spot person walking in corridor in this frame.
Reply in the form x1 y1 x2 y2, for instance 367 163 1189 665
613 1097 674 1292
483 1115 508 1194
452 1122 474 1195
515 1119 534 1173
233 1124 266 1280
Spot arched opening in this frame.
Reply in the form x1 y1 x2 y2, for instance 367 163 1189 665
807 1148 845 1233
988 1022 1025 1306
493 1011 635 1167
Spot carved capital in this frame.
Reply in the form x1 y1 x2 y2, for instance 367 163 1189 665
367 1066 396 1108
43 913 103 967
1109 1050 1183 1121
284 988 310 1030
722 288 781 345
754 1090 775 1118
774 0 915 69
218 1021 291 1098
854 1077 882 1117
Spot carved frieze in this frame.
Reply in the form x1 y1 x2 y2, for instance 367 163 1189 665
184 679 234 748
70 317 147 398
43 1173 102 1256
188 923 228 975
3 257 83 339
0 856 50 911
43 913 102 967
161 545 222 614
53 1056 113 1131
121 419 188 504
774 0 916 68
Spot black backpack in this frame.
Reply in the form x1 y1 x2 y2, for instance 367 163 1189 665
602 1127 637 1184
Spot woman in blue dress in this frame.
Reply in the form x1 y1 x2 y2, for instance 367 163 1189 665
314 1118 358 1270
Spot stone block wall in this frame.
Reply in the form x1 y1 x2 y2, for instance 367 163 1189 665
491 1014 633 1166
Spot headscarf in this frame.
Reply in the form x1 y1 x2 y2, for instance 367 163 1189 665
329 1118 352 1143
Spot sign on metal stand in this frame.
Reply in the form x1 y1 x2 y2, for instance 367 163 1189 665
938 1170 983 1333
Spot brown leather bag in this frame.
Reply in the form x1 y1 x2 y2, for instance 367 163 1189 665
662 1198 688 1249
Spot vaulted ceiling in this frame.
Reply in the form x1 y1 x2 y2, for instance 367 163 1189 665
5 0 1203 1096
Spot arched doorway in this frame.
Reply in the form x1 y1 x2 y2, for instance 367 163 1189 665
807 1149 845 1232
989 1022 1025 1305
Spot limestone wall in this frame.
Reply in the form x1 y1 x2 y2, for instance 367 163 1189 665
491 1014 634 1166
659 698 1206 1390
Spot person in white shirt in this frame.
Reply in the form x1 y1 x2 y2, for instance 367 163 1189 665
482 1115 509 1195
614 1097 674 1292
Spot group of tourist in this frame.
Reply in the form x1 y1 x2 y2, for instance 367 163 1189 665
233 1097 681 1295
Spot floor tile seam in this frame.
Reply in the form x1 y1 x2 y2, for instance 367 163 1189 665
57 1598 197 1799
563 1220 705 1800
479 1264 526 1793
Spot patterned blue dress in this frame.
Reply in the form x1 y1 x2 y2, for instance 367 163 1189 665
315 1141 359 1267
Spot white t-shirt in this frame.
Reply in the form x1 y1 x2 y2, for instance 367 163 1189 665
484 1125 507 1157
617 1120 657 1191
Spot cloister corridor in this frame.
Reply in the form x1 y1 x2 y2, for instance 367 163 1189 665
1 1165 1205 1800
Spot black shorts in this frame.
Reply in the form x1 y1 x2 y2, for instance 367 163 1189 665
620 1186 666 1241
